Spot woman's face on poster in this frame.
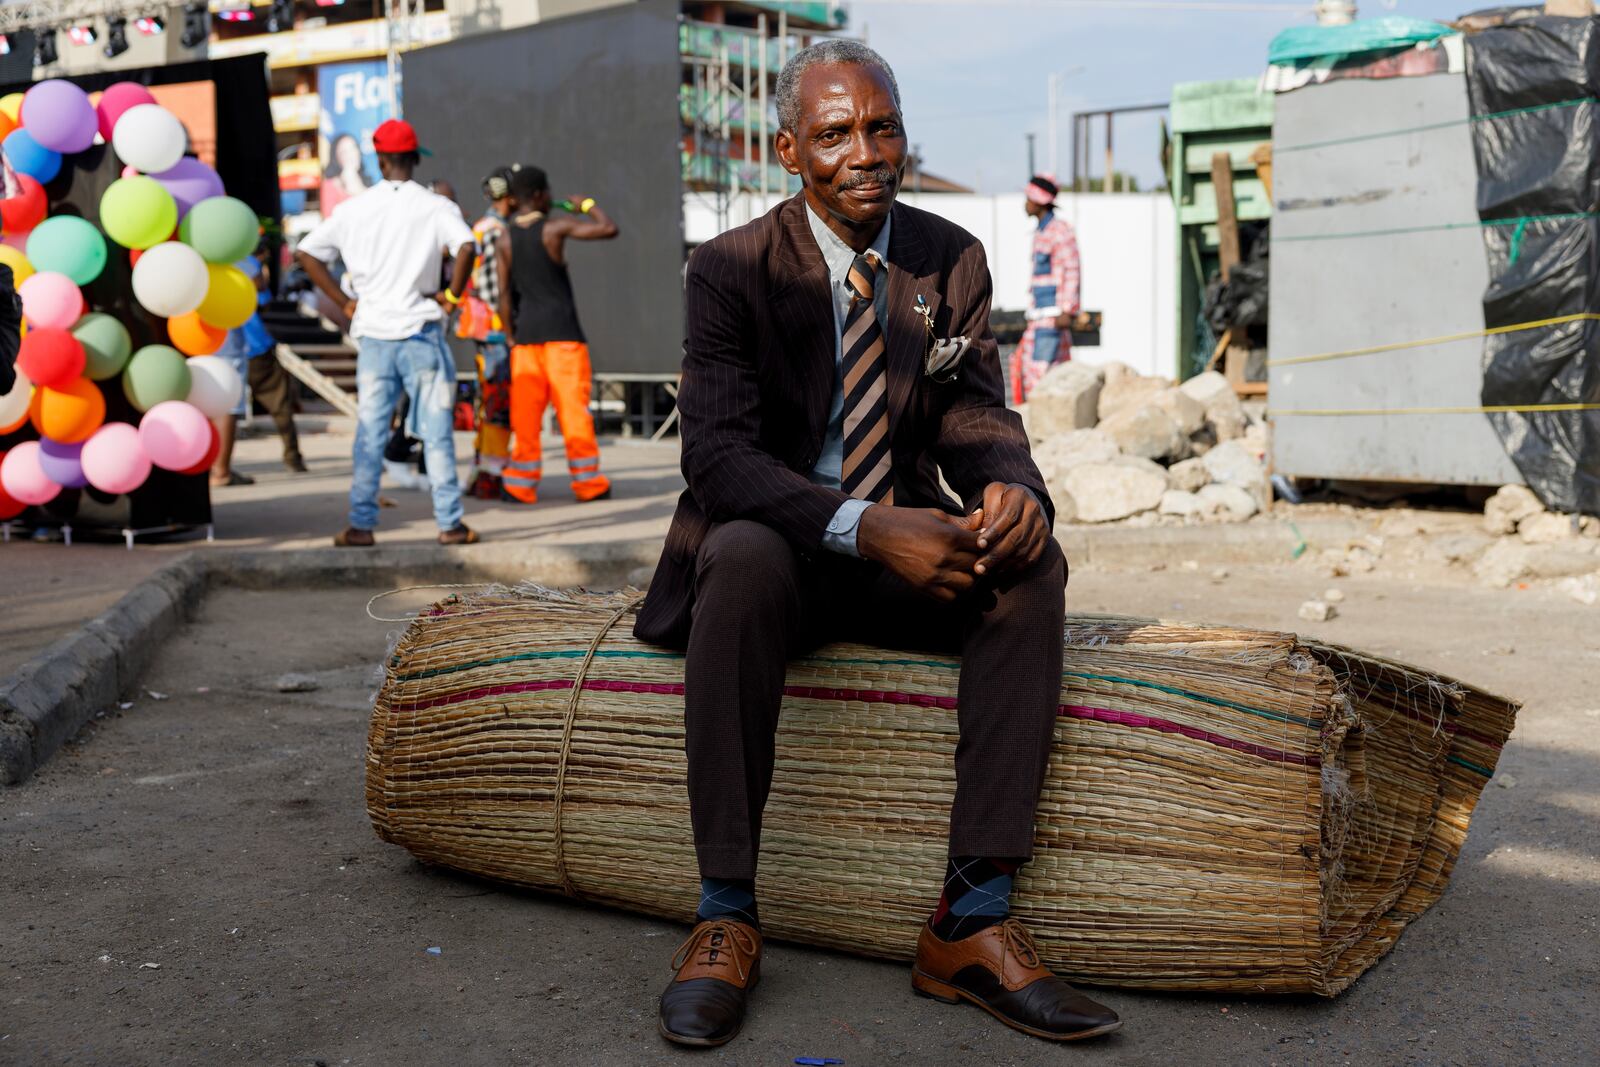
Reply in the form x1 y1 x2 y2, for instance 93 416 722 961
336 136 362 171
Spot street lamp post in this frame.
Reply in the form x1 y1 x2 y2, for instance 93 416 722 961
1046 66 1086 179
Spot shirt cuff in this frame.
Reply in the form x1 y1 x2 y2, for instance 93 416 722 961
821 498 874 558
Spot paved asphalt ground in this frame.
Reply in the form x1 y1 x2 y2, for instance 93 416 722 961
3 563 1595 1066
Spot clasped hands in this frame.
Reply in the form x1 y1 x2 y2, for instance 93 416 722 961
856 482 1050 602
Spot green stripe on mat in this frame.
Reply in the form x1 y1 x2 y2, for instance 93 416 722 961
395 647 684 681
1449 755 1495 778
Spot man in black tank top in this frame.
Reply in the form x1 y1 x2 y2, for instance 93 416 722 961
499 165 620 503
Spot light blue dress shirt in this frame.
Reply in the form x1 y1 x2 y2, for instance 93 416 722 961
805 205 892 556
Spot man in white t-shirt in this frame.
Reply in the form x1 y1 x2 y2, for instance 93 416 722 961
295 119 480 546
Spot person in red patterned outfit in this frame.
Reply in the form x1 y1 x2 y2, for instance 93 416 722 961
1011 174 1081 404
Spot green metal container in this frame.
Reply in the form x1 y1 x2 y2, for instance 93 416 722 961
1168 78 1274 379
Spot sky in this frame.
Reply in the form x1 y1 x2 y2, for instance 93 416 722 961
850 0 1481 192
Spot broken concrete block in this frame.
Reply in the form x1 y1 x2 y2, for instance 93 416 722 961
1557 573 1600 606
1098 404 1186 461
1033 429 1120 488
1097 363 1170 421
1027 363 1104 439
1298 600 1338 622
275 673 321 693
1166 457 1211 493
1482 484 1543 536
1158 489 1203 517
1200 439 1270 507
1055 461 1167 523
1517 511 1575 545
1196 483 1260 522
1151 388 1207 437
1473 539 1600 587
1180 370 1248 442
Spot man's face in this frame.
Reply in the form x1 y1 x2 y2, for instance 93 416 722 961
777 63 907 229
1025 199 1047 218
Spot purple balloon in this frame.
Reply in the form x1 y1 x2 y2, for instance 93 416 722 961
151 156 225 219
37 438 88 489
20 80 98 154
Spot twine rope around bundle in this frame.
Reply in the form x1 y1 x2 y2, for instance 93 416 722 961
550 595 646 896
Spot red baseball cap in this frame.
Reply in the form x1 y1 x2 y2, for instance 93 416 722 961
371 118 432 156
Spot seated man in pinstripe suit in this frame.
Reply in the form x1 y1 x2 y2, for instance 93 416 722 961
634 41 1123 1049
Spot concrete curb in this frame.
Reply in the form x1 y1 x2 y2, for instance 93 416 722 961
1 556 207 786
0 516 1365 786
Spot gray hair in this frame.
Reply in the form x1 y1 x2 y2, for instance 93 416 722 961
775 40 901 133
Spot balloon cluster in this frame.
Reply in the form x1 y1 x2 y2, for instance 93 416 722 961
0 79 262 519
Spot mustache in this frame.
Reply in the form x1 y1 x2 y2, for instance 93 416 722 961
840 168 898 190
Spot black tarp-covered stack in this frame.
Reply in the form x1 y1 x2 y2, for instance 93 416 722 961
1466 16 1600 514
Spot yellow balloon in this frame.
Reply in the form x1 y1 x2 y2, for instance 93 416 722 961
0 93 22 122
196 264 256 330
0 244 33 286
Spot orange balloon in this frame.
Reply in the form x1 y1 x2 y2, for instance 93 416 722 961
31 377 106 444
168 311 226 356
0 112 14 142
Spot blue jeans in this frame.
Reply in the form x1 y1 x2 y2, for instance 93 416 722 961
350 322 464 531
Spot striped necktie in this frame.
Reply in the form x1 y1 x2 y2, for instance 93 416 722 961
840 250 894 504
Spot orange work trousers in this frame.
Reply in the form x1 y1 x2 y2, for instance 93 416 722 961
504 341 611 503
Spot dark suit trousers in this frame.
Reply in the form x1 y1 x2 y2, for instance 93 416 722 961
684 519 1067 881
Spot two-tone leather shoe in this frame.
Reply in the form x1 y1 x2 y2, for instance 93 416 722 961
911 918 1122 1042
658 919 762 1047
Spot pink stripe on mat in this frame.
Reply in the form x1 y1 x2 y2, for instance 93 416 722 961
403 678 1316 767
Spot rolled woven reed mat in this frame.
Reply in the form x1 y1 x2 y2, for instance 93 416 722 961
366 586 1518 996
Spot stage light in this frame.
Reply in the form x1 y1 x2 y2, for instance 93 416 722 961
136 16 166 36
267 0 295 33
218 10 255 22
180 3 210 47
314 0 347 6
34 28 57 66
104 16 130 59
0 35 10 57
67 25 97 46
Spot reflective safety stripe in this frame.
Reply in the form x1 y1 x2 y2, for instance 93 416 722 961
569 460 600 473
503 472 542 486
570 469 604 483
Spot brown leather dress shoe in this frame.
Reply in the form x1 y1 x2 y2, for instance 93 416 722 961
437 524 480 545
333 527 375 547
912 918 1121 1042
658 919 761 1047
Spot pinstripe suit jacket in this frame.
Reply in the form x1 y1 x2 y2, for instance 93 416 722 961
633 194 1053 647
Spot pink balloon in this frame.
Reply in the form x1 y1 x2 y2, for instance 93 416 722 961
151 157 224 219
97 82 158 143
1 231 29 253
81 422 151 494
120 164 139 179
18 271 84 331
138 400 211 471
0 440 62 506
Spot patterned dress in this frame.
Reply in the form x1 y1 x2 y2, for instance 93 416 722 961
1011 209 1081 405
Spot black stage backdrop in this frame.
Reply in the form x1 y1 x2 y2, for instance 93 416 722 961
404 0 684 376
0 55 277 531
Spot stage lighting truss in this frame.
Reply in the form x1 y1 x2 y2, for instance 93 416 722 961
0 2 210 36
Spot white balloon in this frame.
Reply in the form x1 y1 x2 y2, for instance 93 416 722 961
110 104 187 175
132 242 209 318
0 365 31 428
184 355 244 419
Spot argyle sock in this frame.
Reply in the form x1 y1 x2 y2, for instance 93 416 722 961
930 856 1021 942
696 877 759 929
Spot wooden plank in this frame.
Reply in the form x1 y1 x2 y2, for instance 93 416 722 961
1251 142 1273 200
1211 151 1241 282
274 344 360 420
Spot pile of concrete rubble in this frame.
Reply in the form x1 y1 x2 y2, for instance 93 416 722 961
1018 362 1270 524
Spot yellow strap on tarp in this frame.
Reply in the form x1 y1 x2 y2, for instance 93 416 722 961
1268 313 1600 368
1269 403 1600 417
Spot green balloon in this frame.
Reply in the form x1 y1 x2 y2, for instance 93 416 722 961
100 176 178 251
179 196 259 265
122 344 191 412
26 215 108 286
73 312 133 381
